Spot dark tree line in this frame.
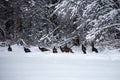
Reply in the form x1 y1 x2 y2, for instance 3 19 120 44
0 0 120 48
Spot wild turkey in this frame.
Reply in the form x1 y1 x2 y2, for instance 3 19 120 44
82 44 86 54
39 47 50 52
60 45 74 53
24 47 31 53
67 48 74 53
65 46 74 53
60 46 65 52
8 45 12 52
91 43 98 53
53 47 58 53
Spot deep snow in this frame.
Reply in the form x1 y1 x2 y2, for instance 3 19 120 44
0 45 120 80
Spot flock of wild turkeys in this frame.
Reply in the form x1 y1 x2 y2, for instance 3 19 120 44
7 43 98 54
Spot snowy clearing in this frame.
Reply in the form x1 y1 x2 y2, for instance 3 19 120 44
0 45 120 80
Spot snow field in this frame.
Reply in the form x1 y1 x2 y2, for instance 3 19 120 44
0 45 120 80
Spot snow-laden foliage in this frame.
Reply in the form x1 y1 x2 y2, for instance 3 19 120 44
0 0 120 48
0 0 55 46
53 0 120 48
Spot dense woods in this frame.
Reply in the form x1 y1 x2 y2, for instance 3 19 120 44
0 0 120 49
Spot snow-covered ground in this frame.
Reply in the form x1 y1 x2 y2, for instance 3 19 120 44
0 45 120 80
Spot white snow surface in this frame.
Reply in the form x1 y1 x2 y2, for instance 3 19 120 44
0 45 120 80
